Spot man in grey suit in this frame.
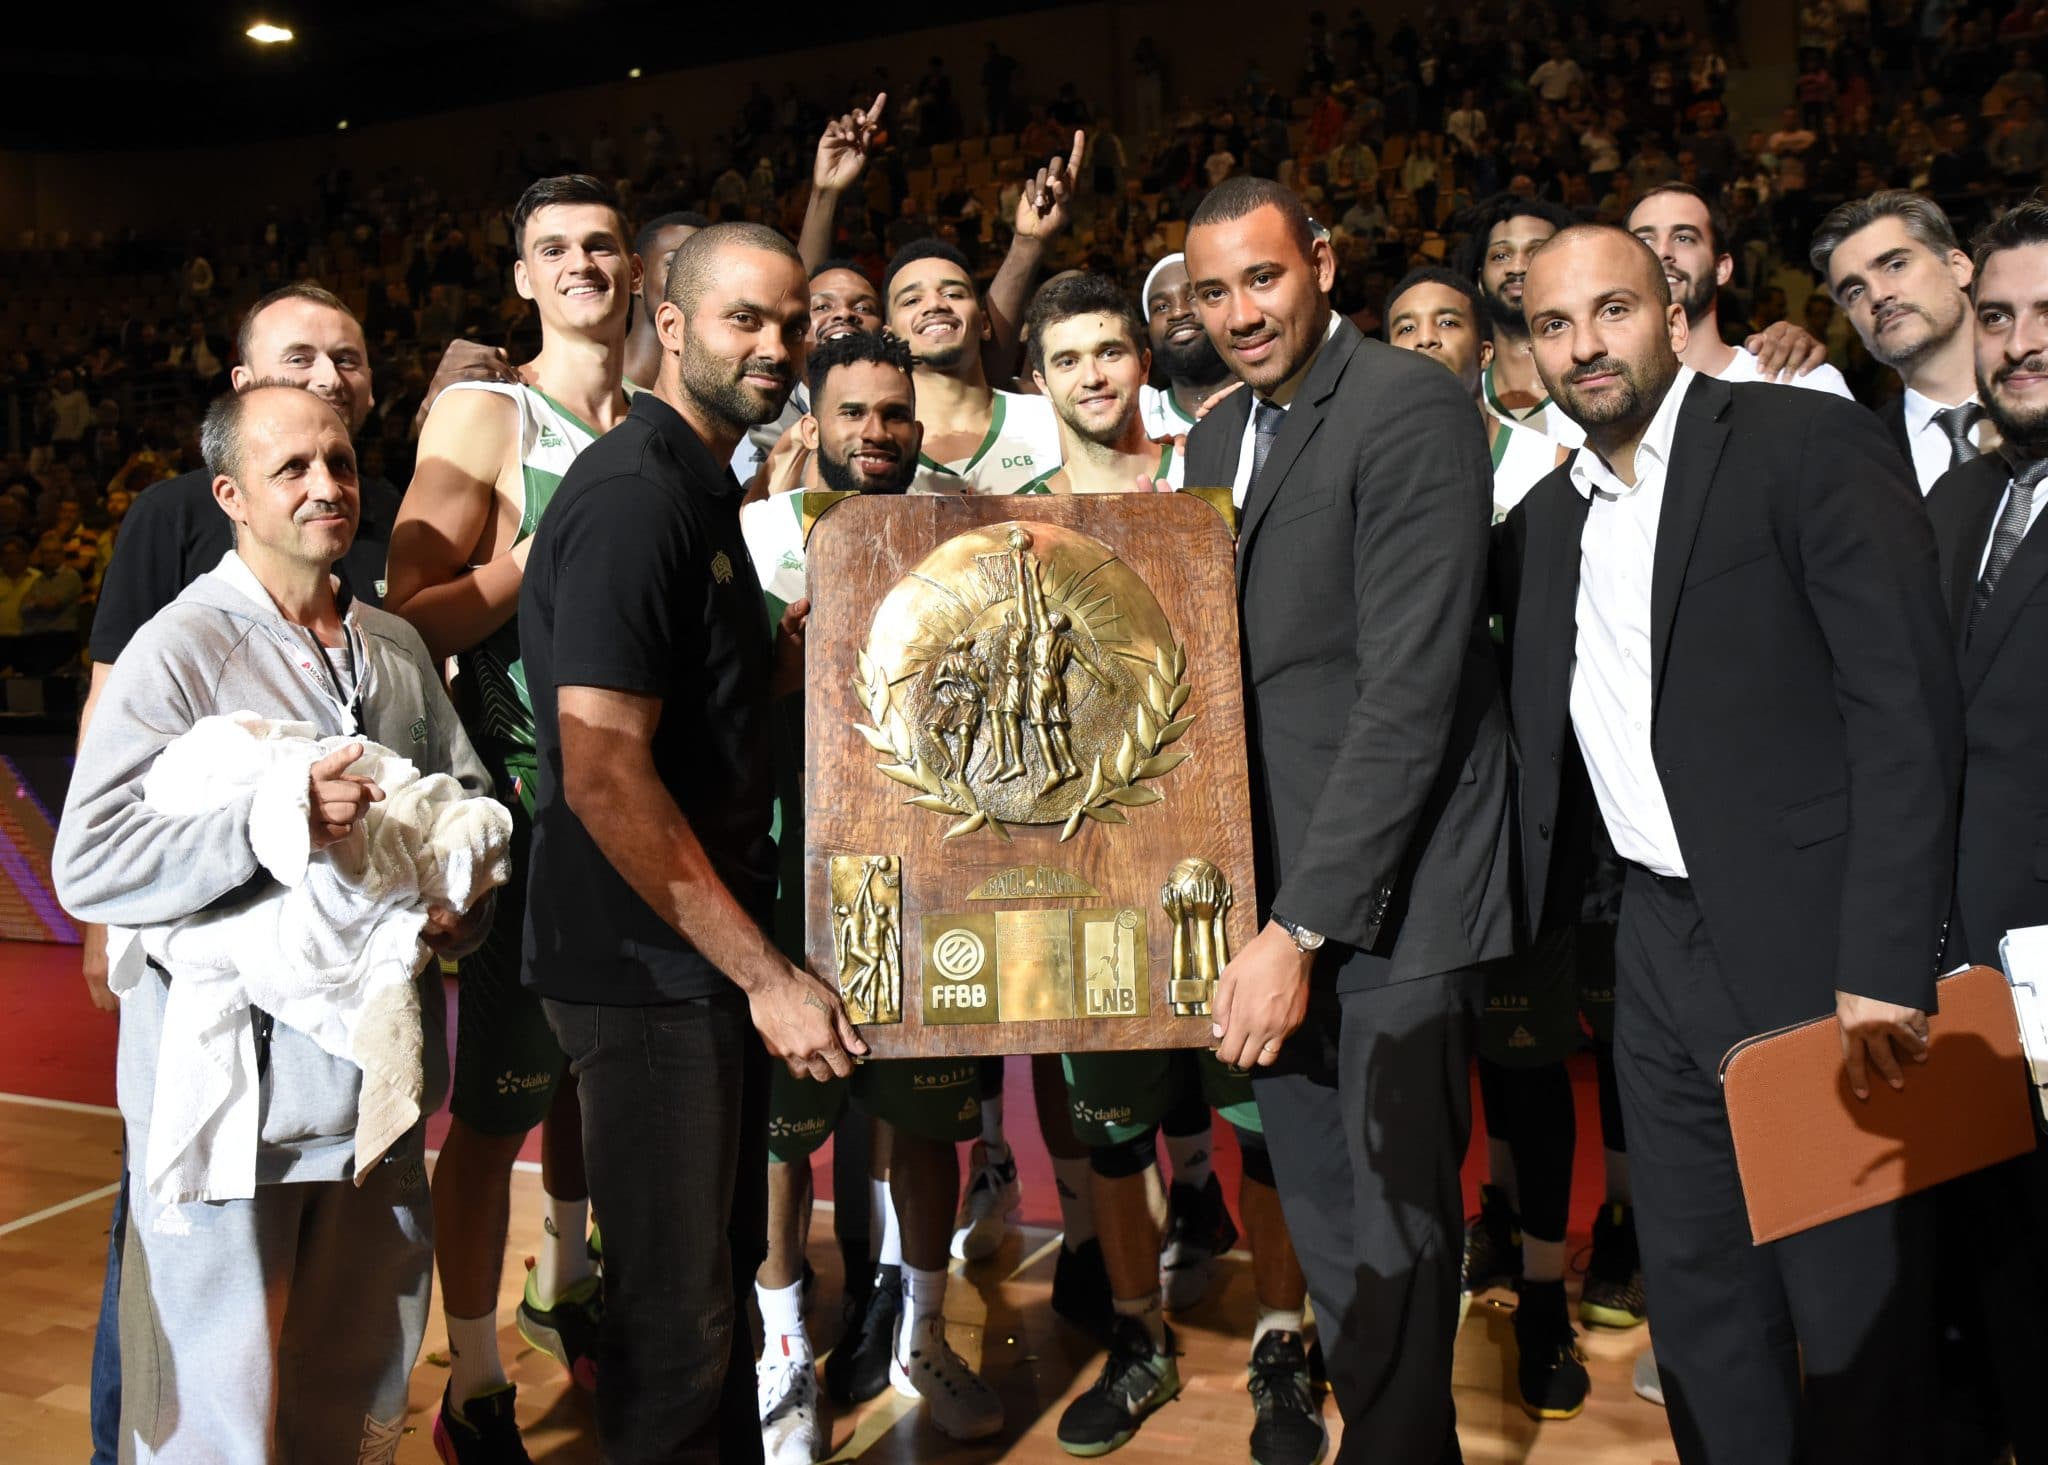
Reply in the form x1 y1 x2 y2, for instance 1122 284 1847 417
1182 176 1514 1463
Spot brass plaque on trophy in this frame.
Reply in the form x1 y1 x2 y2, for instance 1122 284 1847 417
804 494 1255 1057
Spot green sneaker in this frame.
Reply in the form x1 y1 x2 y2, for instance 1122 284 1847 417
1057 1314 1181 1457
516 1271 602 1391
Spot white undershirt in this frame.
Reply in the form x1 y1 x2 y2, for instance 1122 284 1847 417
1567 366 1698 878
1711 345 1855 400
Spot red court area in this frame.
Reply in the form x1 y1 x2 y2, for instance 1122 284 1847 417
2 943 1613 1231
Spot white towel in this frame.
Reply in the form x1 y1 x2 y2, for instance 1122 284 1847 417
109 713 511 1205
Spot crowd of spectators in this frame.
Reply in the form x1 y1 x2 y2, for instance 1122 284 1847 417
2 0 2043 684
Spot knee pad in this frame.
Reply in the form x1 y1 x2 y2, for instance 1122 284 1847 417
1088 1128 1159 1180
1233 1125 1276 1188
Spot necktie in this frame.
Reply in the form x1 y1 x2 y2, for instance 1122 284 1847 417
1249 399 1285 496
1933 402 1985 472
1968 456 2048 640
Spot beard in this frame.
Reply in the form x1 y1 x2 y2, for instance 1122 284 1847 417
1060 389 1135 448
1671 268 1717 327
1483 281 1528 339
818 444 914 495
680 331 795 433
1982 355 2048 456
1867 296 1965 371
1553 353 1671 434
1154 329 1227 385
908 337 967 371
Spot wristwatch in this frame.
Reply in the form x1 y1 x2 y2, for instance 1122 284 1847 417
1273 915 1325 953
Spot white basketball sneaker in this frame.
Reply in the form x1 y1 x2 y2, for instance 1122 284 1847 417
757 1341 823 1464
890 1314 1004 1441
949 1140 1020 1262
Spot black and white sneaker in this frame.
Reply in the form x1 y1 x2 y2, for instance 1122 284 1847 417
1160 1174 1239 1313
1462 1183 1522 1297
823 1263 899 1405
1051 1236 1115 1337
1247 1329 1327 1465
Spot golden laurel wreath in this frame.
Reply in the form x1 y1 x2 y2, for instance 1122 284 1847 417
850 643 1193 843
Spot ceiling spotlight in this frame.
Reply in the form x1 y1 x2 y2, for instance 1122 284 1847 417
337 119 349 130
245 22 295 44
628 67 642 78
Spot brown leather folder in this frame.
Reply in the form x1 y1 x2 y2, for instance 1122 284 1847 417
1721 965 2038 1244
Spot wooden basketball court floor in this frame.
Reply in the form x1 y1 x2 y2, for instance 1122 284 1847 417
0 945 1681 1462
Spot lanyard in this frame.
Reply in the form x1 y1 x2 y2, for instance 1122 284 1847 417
258 614 368 733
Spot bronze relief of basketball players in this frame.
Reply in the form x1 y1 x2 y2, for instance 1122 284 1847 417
924 632 987 779
1009 527 1108 793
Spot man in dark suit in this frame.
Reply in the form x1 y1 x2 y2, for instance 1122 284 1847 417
1924 197 2048 1464
1500 222 1962 1464
1181 177 1514 1463
1810 190 1985 492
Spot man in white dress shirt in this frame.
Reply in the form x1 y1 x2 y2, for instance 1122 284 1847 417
1500 223 1960 1465
1811 191 1988 492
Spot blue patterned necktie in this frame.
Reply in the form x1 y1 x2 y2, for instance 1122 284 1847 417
1249 399 1285 494
1968 455 2048 641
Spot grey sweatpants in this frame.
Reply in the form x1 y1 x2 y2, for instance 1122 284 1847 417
118 1146 434 1464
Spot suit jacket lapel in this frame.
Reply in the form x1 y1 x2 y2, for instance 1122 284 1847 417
1650 375 1731 714
1237 319 1362 580
1518 476 1589 930
1963 511 2048 696
1531 481 1590 728
1944 459 2006 649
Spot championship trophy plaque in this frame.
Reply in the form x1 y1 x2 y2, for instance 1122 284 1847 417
804 492 1255 1058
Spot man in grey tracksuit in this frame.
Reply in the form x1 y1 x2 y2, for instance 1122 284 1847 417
53 382 497 1464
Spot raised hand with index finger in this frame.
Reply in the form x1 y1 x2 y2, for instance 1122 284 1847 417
1015 129 1086 242
814 92 888 195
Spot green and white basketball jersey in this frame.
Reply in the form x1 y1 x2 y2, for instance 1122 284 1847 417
741 491 812 623
443 381 609 803
1138 383 1199 440
1491 417 1566 521
1011 442 1180 494
917 389 1065 495
1481 362 1586 449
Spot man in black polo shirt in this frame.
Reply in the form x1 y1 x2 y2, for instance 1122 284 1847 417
519 220 864 1463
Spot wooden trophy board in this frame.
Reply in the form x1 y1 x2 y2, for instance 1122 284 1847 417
804 493 1255 1058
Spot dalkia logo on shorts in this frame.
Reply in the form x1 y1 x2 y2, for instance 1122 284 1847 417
495 1069 553 1096
769 1115 832 1140
711 551 735 584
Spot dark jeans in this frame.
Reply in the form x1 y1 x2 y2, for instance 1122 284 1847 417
90 1148 127 1465
543 992 768 1465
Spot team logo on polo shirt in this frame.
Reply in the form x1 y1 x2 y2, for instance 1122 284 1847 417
711 551 734 584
